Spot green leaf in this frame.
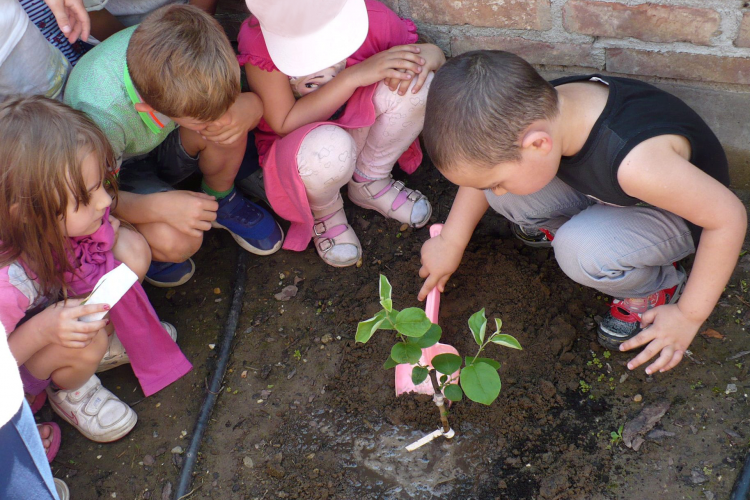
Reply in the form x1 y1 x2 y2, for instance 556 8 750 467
411 366 429 385
432 353 462 375
379 275 392 312
494 317 503 333
383 356 398 369
443 384 463 402
468 309 487 346
391 343 423 364
407 323 442 348
355 311 386 344
439 374 448 384
377 309 398 330
394 308 432 337
461 363 502 405
465 356 501 370
490 334 523 350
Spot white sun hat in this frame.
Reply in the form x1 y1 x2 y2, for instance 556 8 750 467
245 0 369 76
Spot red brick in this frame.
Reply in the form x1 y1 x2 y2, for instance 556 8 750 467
735 12 750 48
606 48 750 85
408 0 552 30
452 36 602 69
563 0 719 46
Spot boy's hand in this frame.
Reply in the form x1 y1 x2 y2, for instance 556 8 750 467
43 0 90 42
155 191 218 238
418 234 464 301
36 299 109 349
620 303 703 374
348 45 424 89
201 93 263 145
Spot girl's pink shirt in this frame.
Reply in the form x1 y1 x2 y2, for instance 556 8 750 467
237 0 422 251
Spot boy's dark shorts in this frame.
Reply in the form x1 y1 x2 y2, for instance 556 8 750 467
117 128 199 195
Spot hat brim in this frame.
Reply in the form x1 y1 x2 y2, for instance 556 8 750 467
263 0 369 77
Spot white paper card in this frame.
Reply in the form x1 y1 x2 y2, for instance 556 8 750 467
79 264 138 322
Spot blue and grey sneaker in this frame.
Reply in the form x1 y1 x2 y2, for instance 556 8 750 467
212 188 283 255
145 259 195 288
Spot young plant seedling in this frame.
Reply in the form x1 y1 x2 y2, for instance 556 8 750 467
356 275 522 448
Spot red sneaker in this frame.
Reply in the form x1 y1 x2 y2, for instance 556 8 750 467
597 266 686 350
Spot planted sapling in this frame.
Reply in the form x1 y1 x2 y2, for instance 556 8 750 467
356 275 522 449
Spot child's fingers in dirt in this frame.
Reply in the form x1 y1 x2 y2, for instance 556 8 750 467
625 336 663 371
644 344 677 374
658 349 684 372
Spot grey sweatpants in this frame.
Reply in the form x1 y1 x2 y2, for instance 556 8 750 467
485 177 695 299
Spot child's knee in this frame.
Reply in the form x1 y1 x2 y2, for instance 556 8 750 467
114 228 152 280
297 126 356 189
148 226 202 263
552 223 610 288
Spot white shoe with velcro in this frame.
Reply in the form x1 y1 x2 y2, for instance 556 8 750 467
47 374 137 442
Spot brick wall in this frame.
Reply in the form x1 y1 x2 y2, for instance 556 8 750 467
388 0 750 86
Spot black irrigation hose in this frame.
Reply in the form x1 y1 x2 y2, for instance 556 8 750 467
175 250 249 499
731 450 750 500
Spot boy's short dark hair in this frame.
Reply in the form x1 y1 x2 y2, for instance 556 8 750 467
126 4 240 122
423 50 559 171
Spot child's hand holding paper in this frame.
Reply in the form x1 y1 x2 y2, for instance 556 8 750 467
80 264 138 322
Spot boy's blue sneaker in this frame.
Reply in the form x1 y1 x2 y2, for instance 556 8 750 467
211 188 283 255
145 259 195 288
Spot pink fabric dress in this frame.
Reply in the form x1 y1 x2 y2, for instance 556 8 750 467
237 0 423 251
64 210 192 396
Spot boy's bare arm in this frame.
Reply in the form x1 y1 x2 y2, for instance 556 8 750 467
418 186 489 300
617 135 747 373
114 191 218 238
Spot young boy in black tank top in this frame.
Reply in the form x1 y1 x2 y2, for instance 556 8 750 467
418 50 746 376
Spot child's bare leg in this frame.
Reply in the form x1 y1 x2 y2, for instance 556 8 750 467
134 221 203 264
112 227 151 281
23 328 108 390
179 127 246 192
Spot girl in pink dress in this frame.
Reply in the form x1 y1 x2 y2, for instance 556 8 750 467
0 96 191 444
239 0 445 267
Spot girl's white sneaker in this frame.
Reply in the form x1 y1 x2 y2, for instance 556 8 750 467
47 375 137 442
96 322 177 373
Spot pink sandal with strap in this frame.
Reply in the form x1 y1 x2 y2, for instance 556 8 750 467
312 198 362 268
347 175 432 228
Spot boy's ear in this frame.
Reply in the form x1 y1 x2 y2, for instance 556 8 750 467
134 102 155 114
520 127 553 155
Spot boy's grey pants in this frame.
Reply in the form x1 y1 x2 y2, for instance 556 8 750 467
485 177 694 299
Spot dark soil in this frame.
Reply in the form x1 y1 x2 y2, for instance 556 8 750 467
49 163 750 500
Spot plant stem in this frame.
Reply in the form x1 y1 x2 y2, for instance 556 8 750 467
429 369 451 433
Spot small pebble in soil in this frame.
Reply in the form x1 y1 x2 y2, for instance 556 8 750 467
171 446 183 454
321 334 333 344
620 373 629 383
143 455 155 466
726 383 738 394
634 394 642 402
243 456 254 468
213 288 221 294
399 223 409 232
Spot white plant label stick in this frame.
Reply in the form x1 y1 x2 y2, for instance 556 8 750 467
79 264 138 322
